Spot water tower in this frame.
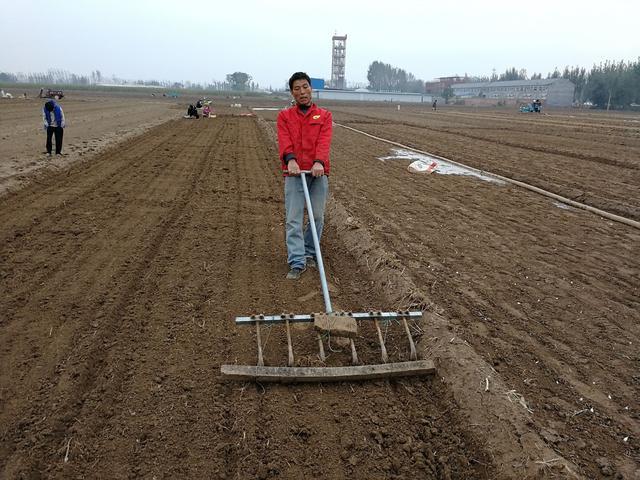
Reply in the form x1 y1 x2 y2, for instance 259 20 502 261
331 34 347 89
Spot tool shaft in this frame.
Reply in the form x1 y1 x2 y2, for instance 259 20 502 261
300 171 332 313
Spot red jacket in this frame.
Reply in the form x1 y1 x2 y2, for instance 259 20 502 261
277 103 333 175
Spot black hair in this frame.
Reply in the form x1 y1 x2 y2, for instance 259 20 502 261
288 72 311 90
45 100 55 112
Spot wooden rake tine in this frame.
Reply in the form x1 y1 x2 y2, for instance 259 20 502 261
350 339 359 365
285 318 294 367
374 319 388 363
256 317 264 367
402 315 417 361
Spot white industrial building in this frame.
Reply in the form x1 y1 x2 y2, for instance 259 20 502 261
451 78 575 106
313 89 431 104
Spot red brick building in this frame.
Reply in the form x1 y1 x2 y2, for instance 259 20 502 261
424 76 468 95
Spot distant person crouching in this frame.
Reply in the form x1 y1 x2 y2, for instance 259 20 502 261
43 100 65 156
186 104 199 118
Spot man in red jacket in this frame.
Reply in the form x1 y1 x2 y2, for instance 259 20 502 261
277 72 333 280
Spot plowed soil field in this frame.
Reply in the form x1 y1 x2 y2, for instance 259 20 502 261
1 95 638 479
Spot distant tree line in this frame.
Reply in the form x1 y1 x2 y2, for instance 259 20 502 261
0 69 262 93
0 69 97 86
225 72 252 91
367 61 425 93
578 60 639 109
467 59 640 109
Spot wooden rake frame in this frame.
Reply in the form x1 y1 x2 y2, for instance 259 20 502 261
220 311 435 382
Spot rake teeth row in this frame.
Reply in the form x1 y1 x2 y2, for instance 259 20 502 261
249 311 422 368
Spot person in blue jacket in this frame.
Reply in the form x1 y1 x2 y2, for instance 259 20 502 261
43 100 66 156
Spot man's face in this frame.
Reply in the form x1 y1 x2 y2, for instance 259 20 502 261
291 79 312 106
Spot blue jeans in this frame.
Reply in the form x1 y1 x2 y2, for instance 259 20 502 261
284 175 329 269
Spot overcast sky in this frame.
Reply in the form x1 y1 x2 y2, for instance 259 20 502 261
1 0 638 89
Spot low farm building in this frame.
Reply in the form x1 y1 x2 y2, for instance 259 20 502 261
451 78 575 106
313 89 432 104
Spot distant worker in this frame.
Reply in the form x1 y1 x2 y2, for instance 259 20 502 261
42 99 65 156
533 99 542 113
277 72 333 280
202 104 211 117
432 99 437 111
186 104 199 118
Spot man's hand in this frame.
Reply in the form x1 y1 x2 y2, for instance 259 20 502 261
288 159 301 176
311 161 325 177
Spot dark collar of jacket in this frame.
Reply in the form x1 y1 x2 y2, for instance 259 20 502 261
295 103 318 116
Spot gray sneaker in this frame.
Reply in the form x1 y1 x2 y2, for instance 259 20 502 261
306 257 317 269
286 267 306 280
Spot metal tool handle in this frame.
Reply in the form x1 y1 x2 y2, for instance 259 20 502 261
300 171 332 313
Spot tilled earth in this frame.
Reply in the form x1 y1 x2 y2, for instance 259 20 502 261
0 97 638 479
0 89 179 195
